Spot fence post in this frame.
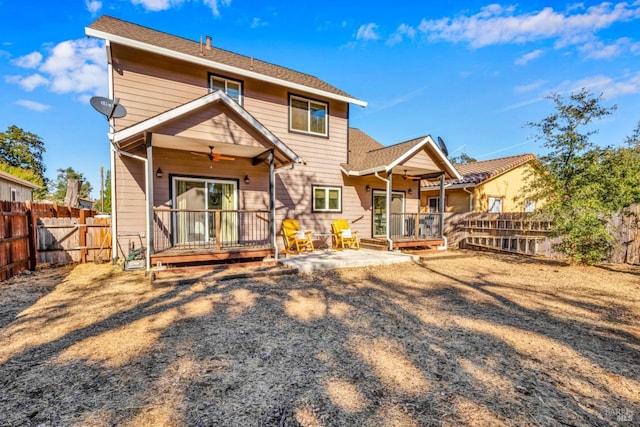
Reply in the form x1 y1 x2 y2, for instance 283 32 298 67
80 209 87 263
26 208 37 271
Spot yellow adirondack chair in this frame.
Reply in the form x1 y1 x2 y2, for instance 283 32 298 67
281 218 314 254
331 219 359 250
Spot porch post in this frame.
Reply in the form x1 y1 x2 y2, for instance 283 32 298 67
145 132 155 262
386 171 393 251
269 150 277 260
439 173 445 238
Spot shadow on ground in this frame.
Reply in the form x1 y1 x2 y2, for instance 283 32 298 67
0 252 638 426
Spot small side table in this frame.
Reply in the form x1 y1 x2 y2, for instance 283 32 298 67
313 232 334 250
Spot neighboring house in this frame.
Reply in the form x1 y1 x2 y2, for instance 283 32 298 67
0 170 41 202
86 16 460 269
421 154 539 213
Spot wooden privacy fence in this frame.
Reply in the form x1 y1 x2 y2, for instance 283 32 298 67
0 201 36 281
0 201 112 281
444 206 640 264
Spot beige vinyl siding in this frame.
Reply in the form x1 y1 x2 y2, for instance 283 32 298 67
114 155 146 242
152 105 266 149
402 149 438 171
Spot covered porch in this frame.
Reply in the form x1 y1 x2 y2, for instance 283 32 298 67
341 132 462 251
109 90 302 271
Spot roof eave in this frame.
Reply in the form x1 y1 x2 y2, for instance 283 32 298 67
85 27 368 108
340 165 387 176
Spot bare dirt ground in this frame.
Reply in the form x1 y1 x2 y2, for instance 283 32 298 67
0 251 638 426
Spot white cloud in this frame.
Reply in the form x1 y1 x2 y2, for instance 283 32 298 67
514 79 547 93
131 0 181 11
16 100 51 111
515 49 544 65
418 2 640 49
386 23 416 46
579 37 631 59
130 0 230 15
85 0 102 14
560 72 640 99
39 39 107 95
356 23 380 41
202 0 231 16
5 73 49 91
12 51 42 68
6 38 107 98
250 17 267 29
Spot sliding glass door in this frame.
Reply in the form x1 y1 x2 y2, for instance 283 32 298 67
373 190 405 237
173 177 237 245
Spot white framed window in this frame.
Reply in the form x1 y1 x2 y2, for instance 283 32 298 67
10 188 17 202
312 186 341 212
525 200 536 212
209 74 242 104
290 95 328 136
488 197 503 213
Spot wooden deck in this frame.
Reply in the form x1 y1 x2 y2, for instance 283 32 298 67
150 245 273 266
361 237 444 251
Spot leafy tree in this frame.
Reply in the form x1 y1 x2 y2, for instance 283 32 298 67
524 89 618 264
450 153 477 165
0 125 47 197
51 167 93 202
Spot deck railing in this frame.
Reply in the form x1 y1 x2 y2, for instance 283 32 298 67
389 212 442 239
153 208 271 252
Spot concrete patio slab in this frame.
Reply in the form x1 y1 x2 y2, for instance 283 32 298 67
279 248 419 273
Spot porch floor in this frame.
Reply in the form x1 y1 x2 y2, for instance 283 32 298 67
280 248 419 274
150 246 273 266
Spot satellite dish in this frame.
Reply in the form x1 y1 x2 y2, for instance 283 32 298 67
437 136 449 157
90 96 127 119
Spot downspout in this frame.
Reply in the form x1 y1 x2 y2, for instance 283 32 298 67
374 171 393 251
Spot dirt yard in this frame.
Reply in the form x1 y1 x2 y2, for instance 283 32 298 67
0 251 638 426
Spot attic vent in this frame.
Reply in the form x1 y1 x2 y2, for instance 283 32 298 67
205 35 212 50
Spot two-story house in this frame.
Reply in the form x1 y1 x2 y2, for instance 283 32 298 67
86 16 460 270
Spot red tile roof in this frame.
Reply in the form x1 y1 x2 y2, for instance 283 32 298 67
423 153 537 188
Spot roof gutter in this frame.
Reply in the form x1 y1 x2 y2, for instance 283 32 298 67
85 27 368 108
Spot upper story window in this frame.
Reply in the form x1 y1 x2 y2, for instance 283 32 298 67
290 95 328 137
10 188 17 202
209 73 242 104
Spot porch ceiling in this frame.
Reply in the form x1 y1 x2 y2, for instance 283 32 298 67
389 165 443 179
152 133 271 160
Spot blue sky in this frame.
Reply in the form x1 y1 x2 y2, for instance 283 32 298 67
1 0 640 198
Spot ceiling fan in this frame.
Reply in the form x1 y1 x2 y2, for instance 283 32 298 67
190 145 235 165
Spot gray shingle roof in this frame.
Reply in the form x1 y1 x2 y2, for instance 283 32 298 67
343 128 426 173
87 15 357 100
